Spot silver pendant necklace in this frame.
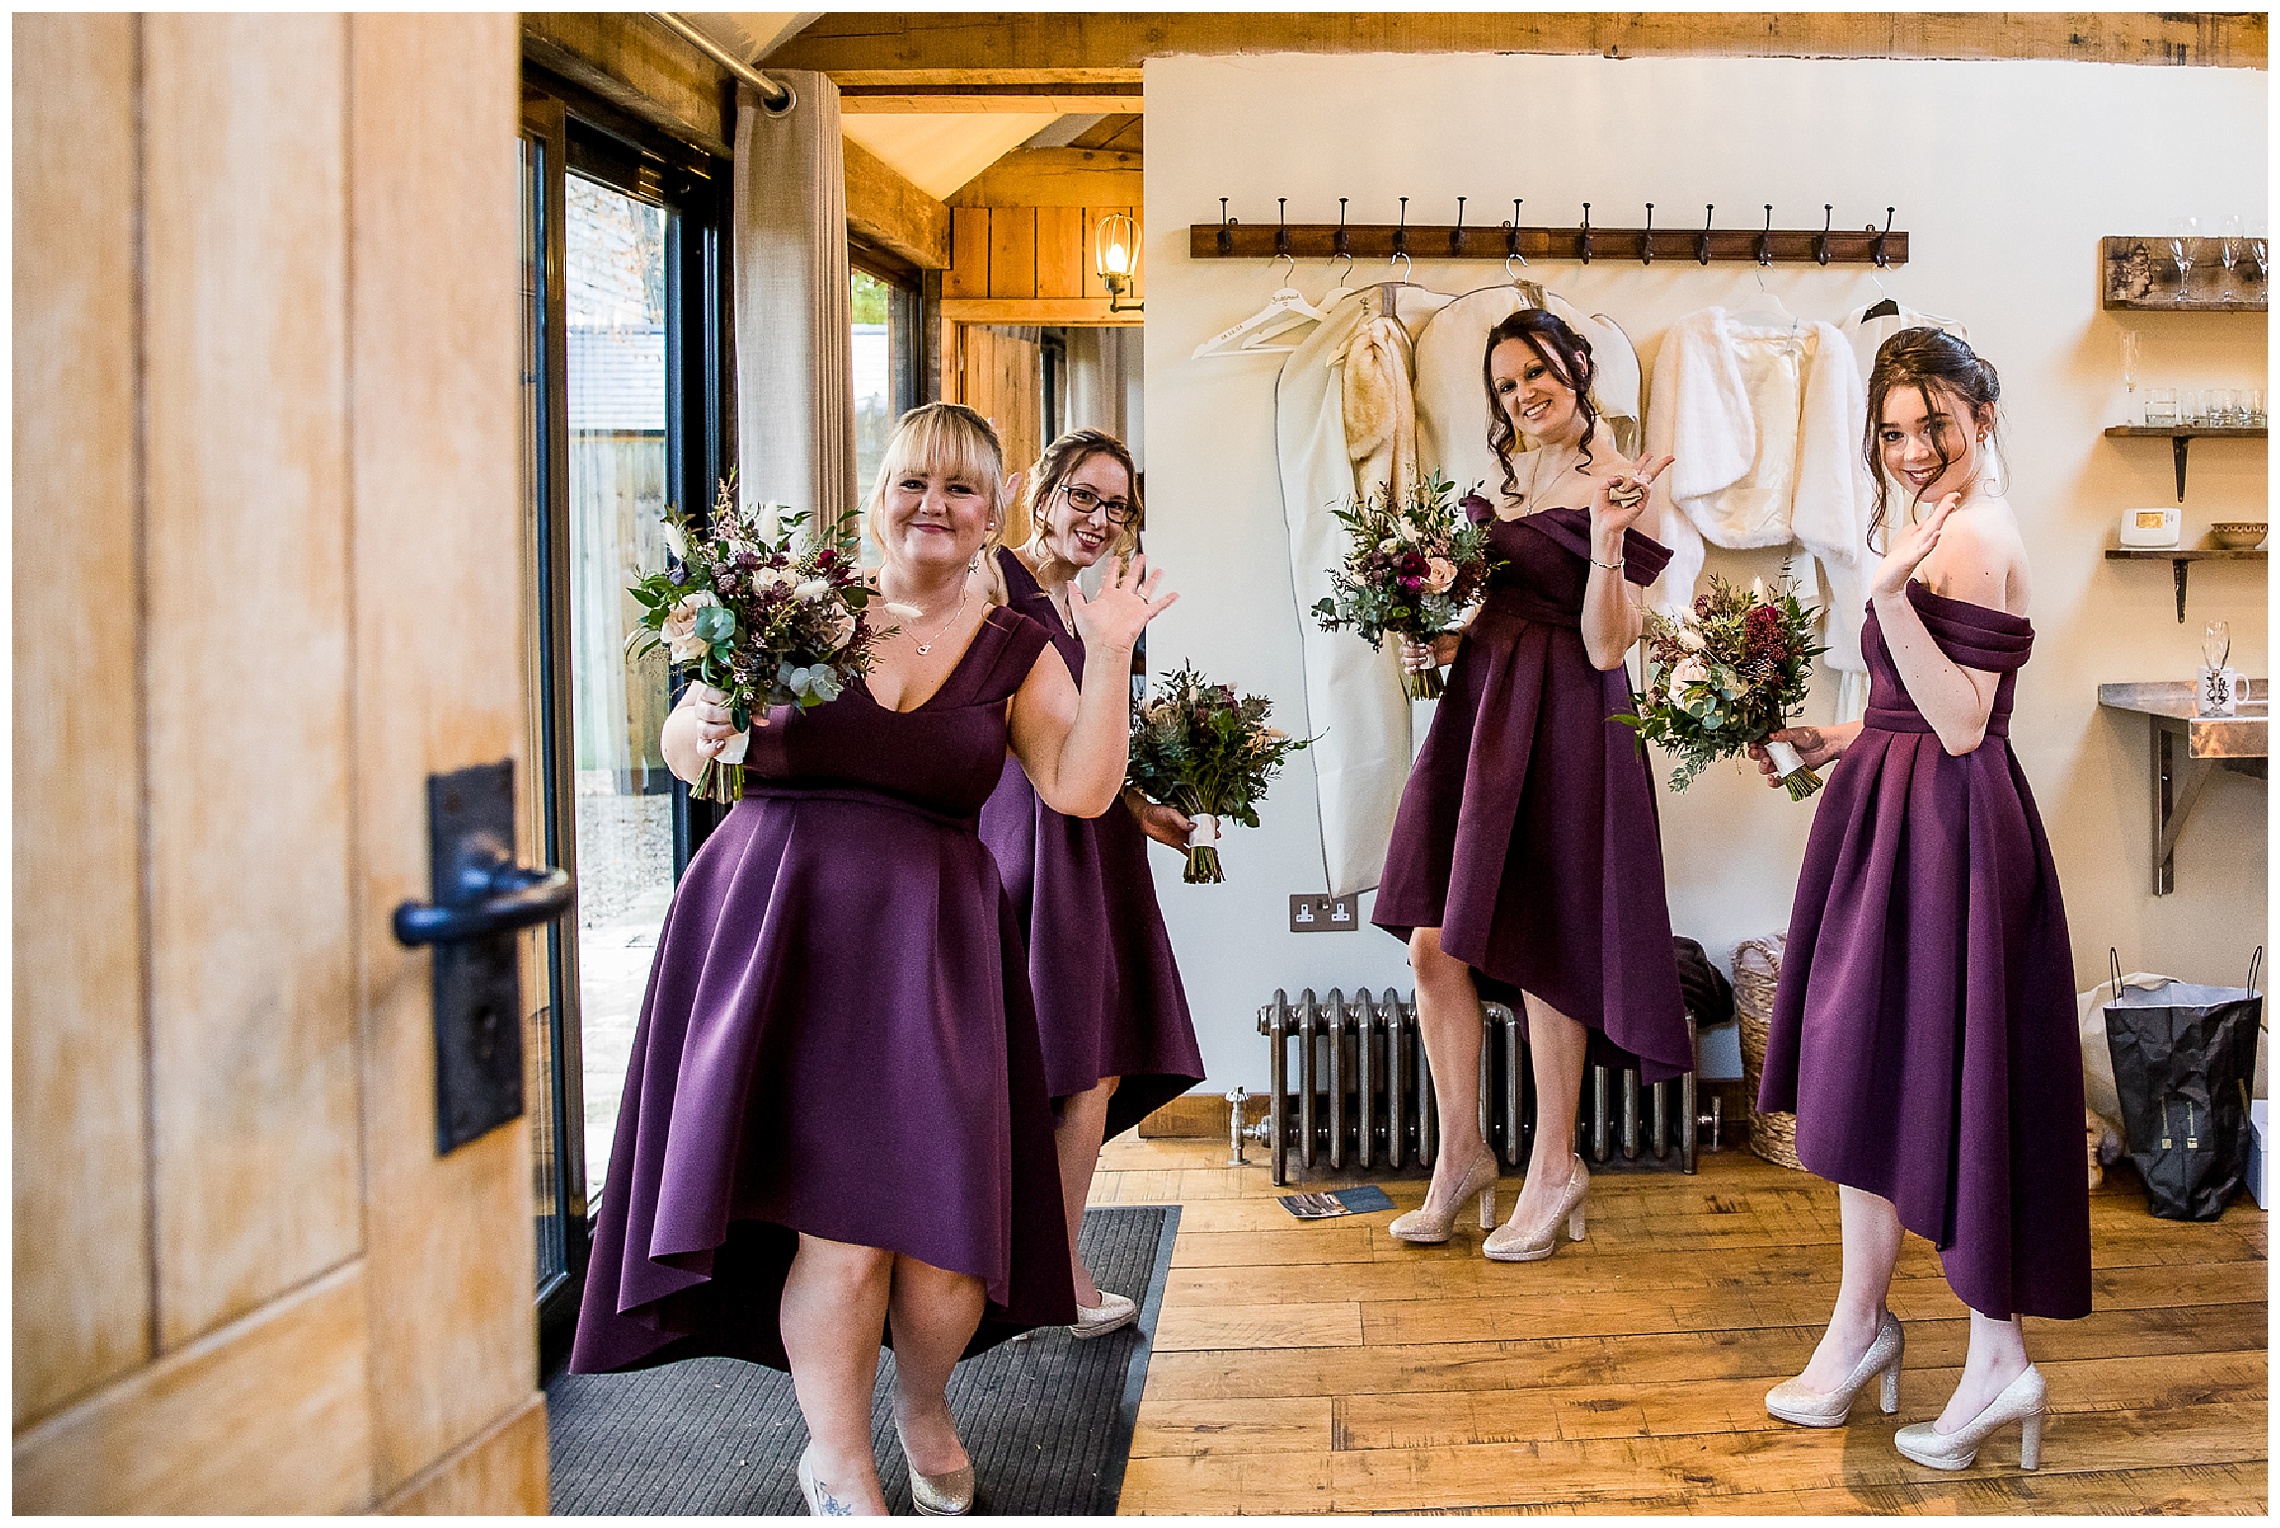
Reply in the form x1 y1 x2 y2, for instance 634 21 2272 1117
908 588 971 655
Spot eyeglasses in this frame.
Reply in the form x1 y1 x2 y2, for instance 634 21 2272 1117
1058 482 1137 528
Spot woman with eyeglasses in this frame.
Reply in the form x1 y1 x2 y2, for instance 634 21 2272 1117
976 429 1206 1340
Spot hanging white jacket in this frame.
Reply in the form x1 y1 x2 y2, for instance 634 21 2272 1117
1275 287 1435 897
1837 301 1969 384
1640 308 1872 684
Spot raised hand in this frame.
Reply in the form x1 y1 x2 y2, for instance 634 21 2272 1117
1869 491 1958 599
997 468 1027 531
1070 552 1178 651
1593 453 1674 537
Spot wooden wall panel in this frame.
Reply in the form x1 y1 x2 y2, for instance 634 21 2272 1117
346 14 543 1502
11 1264 375 1514
10 9 153 1430
1035 205 1083 298
944 207 990 297
142 12 364 1349
378 1394 548 1515
987 205 1038 299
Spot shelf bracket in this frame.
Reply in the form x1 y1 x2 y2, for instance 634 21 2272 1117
2172 557 2190 623
2172 434 2190 502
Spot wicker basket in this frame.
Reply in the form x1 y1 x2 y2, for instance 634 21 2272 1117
1730 935 1803 1170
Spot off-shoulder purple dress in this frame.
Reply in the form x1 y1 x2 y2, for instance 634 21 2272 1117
979 549 1206 1141
1758 582 2091 1320
570 607 1078 1374
1374 501 1693 1081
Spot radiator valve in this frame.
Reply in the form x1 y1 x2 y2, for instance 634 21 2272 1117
1226 1086 1274 1166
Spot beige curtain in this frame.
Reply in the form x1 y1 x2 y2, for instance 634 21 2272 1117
732 69 857 543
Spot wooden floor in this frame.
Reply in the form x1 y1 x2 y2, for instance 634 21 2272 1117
1092 1132 2268 1515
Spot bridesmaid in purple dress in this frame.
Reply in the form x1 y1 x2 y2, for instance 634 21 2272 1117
1374 309 1691 1262
1753 331 2090 1472
976 430 1206 1341
570 403 1176 1516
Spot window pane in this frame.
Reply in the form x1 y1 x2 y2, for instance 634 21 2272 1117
566 173 674 1204
852 268 894 501
518 132 566 1290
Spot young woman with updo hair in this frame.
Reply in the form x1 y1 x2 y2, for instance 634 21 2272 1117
1752 329 2090 1471
1373 308 1692 1263
976 428 1206 1342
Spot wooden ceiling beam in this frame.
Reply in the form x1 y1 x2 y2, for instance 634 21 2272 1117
837 83 1142 113
842 134 950 269
765 12 2266 73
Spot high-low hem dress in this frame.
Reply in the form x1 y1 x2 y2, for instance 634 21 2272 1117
1373 501 1693 1082
979 549 1206 1142
1757 581 2092 1321
569 606 1079 1376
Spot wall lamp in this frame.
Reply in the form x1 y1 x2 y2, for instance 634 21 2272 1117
1095 211 1142 312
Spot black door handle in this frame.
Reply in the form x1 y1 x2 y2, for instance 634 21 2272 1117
392 845 574 946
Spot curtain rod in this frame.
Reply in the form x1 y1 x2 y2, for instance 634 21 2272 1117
651 12 794 113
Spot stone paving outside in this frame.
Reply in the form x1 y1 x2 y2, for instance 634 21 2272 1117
574 778 673 1201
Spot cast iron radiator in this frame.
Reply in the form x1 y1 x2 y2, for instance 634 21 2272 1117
1245 988 1704 1186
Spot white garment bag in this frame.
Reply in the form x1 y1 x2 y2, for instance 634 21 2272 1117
1273 283 1445 896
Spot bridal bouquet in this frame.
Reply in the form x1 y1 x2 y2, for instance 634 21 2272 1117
1312 472 1496 700
1127 663 1309 884
626 478 885 803
1618 576 1827 800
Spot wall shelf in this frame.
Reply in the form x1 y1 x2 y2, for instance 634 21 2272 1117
2101 235 2269 311
2105 546 2267 621
2102 424 2267 501
2098 679 2268 894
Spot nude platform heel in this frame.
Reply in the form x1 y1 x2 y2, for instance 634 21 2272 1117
1388 1152 1500 1244
1482 1154 1590 1263
1764 1310 1905 1427
1893 1364 2047 1471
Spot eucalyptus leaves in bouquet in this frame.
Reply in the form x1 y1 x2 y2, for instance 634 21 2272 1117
626 478 886 802
1618 576 1827 800
1313 472 1497 700
1127 663 1309 883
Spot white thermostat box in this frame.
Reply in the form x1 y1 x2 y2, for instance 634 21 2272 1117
2118 505 2182 548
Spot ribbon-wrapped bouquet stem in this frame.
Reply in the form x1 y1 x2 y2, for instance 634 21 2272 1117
627 480 887 803
1127 662 1308 883
1619 576 1828 800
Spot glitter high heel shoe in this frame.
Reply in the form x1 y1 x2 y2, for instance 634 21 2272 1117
1482 1154 1588 1262
1894 1364 2047 1471
1765 1311 1905 1427
1387 1151 1500 1244
892 1422 976 1516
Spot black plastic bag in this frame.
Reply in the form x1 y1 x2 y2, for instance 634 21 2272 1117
2103 948 2264 1221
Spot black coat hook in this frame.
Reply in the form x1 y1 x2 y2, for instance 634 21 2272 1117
1757 204 1774 266
1698 203 1714 265
1335 196 1350 257
1579 202 1594 264
1815 203 1834 266
1640 203 1655 266
1874 206 1895 269
1451 196 1466 254
1506 198 1524 257
1217 197 1235 255
1393 196 1409 256
1275 197 1290 257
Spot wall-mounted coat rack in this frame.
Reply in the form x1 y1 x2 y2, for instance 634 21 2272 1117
1189 200 1910 267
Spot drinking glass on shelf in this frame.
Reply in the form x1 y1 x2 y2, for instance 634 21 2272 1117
2214 388 2240 426
2169 216 2200 302
2250 387 2267 428
2144 387 2178 426
2203 620 2232 671
2218 215 2244 303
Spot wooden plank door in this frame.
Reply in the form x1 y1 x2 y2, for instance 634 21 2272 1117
959 324 1044 483
13 14 546 1512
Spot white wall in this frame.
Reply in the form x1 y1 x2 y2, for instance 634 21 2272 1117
1140 52 2269 1091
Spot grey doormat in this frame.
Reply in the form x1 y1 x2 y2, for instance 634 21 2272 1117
546 1204 1179 1515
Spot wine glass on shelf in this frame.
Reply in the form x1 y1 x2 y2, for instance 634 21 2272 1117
2249 216 2269 304
2169 216 2200 303
2203 620 2231 672
2218 215 2243 303
2119 329 2140 417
